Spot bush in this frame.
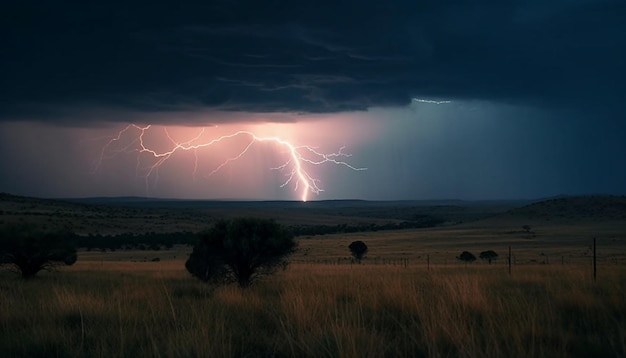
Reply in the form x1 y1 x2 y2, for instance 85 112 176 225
479 250 498 264
457 251 476 266
185 218 296 287
0 224 77 278
348 240 368 263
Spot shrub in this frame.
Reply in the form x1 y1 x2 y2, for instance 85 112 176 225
456 251 476 266
0 224 77 278
349 240 368 263
479 250 498 264
185 218 296 287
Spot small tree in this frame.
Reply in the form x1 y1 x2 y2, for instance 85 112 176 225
349 240 368 263
479 250 498 264
0 225 77 278
185 218 296 288
457 251 476 267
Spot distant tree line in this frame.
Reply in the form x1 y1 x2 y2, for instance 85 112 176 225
77 218 447 251
291 217 444 237
77 231 197 251
39 218 446 253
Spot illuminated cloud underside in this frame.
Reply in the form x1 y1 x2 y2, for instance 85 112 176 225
94 122 369 201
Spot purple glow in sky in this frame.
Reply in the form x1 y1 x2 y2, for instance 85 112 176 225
1 100 624 200
0 113 380 200
92 119 371 201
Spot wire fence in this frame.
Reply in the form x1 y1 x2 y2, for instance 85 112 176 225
291 239 626 275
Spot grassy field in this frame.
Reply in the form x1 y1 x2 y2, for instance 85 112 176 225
295 218 626 266
1 254 625 357
2 195 626 357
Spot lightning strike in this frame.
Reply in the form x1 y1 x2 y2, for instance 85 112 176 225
95 124 366 202
412 98 452 105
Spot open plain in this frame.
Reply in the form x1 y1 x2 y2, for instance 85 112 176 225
1 194 625 357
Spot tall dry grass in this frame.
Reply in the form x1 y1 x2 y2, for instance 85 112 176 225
1 262 624 357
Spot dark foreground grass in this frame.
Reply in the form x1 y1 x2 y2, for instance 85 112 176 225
1 262 625 357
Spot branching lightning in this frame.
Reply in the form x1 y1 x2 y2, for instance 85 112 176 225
95 124 366 201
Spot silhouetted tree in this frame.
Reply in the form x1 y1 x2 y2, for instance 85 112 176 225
185 218 296 288
0 225 77 278
457 251 476 267
479 250 498 264
349 240 368 263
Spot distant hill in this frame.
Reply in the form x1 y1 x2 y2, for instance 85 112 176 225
1 193 528 234
0 192 85 211
504 195 626 221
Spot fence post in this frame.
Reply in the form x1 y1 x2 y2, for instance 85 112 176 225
508 246 512 275
593 238 597 282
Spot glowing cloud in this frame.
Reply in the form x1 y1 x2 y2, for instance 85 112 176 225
94 124 367 201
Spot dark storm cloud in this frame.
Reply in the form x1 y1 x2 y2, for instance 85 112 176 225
1 0 625 122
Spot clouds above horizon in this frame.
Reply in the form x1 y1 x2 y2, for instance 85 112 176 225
2 0 625 124
1 1 624 201
0 99 623 200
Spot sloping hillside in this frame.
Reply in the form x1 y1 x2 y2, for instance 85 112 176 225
1 193 524 234
504 196 626 221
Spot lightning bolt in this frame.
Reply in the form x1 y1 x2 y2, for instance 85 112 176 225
412 98 452 105
94 124 366 202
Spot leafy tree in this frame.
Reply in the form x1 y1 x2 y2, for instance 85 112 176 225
479 250 498 264
522 225 536 238
349 240 368 263
0 225 77 278
456 251 476 266
185 218 296 288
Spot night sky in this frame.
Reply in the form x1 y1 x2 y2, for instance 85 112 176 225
1 1 625 200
